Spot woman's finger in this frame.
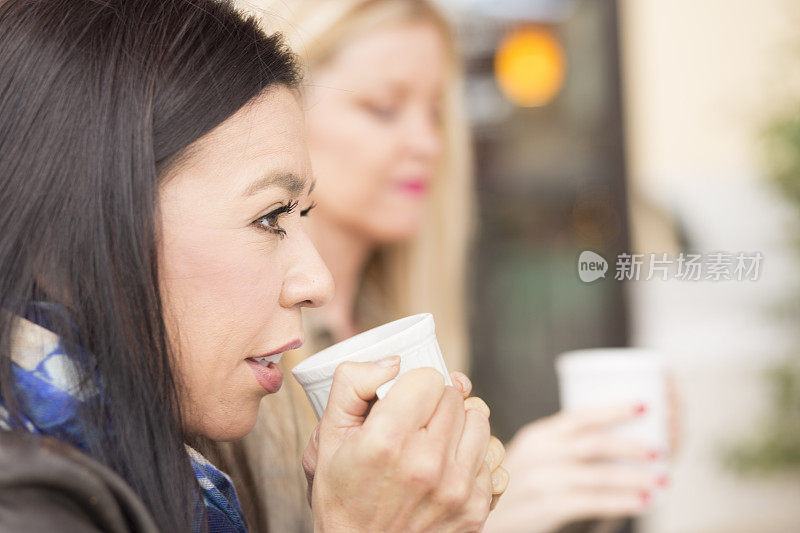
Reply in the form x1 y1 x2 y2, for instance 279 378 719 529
511 463 661 495
464 396 490 418
485 436 505 472
425 385 466 457
490 493 502 511
455 407 491 476
366 367 446 436
490 465 509 495
561 432 658 462
554 491 649 522
467 463 494 525
321 359 401 438
561 464 662 492
485 490 646 531
553 404 645 435
301 427 319 506
477 462 493 498
449 371 472 398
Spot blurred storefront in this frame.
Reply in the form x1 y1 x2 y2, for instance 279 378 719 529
437 0 631 443
438 0 800 531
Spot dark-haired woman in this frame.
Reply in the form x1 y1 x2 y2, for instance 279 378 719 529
0 1 498 531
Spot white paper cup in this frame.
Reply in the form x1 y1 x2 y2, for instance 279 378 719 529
555 348 669 456
291 313 453 420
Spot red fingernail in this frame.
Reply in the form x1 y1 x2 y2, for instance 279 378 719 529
657 475 669 487
634 403 647 415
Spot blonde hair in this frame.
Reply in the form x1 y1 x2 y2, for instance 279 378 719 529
206 2 475 530
243 0 474 372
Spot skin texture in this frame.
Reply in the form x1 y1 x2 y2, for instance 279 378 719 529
156 86 500 530
158 87 333 441
302 372 507 507
309 361 495 532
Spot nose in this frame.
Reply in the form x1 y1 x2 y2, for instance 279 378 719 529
279 229 334 310
406 105 443 162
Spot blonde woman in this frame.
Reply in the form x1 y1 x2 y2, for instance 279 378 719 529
216 1 667 532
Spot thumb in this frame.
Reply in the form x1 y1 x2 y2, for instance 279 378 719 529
320 356 401 437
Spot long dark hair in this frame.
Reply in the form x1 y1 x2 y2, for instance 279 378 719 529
0 0 299 530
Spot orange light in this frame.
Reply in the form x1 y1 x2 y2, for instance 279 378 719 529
495 27 566 107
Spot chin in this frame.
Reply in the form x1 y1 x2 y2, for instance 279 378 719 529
370 219 422 244
197 411 258 443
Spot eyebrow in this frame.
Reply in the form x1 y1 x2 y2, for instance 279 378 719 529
242 171 315 198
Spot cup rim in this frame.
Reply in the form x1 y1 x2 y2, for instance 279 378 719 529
291 313 434 383
555 347 665 374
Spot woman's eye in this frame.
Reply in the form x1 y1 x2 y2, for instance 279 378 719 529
259 213 285 237
254 200 298 238
253 200 315 238
364 101 399 121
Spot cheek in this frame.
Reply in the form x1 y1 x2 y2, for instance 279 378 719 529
307 106 395 207
308 110 420 239
159 227 282 438
161 230 281 342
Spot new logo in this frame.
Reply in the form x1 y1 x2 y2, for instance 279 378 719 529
578 251 608 282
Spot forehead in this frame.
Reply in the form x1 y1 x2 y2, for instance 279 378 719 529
322 21 447 93
166 87 311 195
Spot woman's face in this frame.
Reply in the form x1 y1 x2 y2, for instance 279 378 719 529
305 21 447 243
158 87 334 441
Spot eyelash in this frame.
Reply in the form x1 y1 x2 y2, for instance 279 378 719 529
254 200 316 238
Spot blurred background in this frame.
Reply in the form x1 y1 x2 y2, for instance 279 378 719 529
433 0 800 531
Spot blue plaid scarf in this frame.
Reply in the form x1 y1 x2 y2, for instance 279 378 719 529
0 303 248 532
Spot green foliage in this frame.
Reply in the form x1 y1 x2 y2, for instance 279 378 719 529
766 112 800 209
726 112 800 474
726 362 800 473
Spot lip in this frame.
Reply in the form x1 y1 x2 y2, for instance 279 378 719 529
252 339 303 359
395 177 429 195
246 359 284 393
245 339 302 394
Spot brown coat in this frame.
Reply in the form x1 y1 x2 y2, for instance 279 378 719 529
0 429 159 533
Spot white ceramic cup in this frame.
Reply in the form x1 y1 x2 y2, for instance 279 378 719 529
291 313 453 420
555 348 669 456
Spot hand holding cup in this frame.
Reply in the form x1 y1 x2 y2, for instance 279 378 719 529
303 367 508 524
307 359 502 531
